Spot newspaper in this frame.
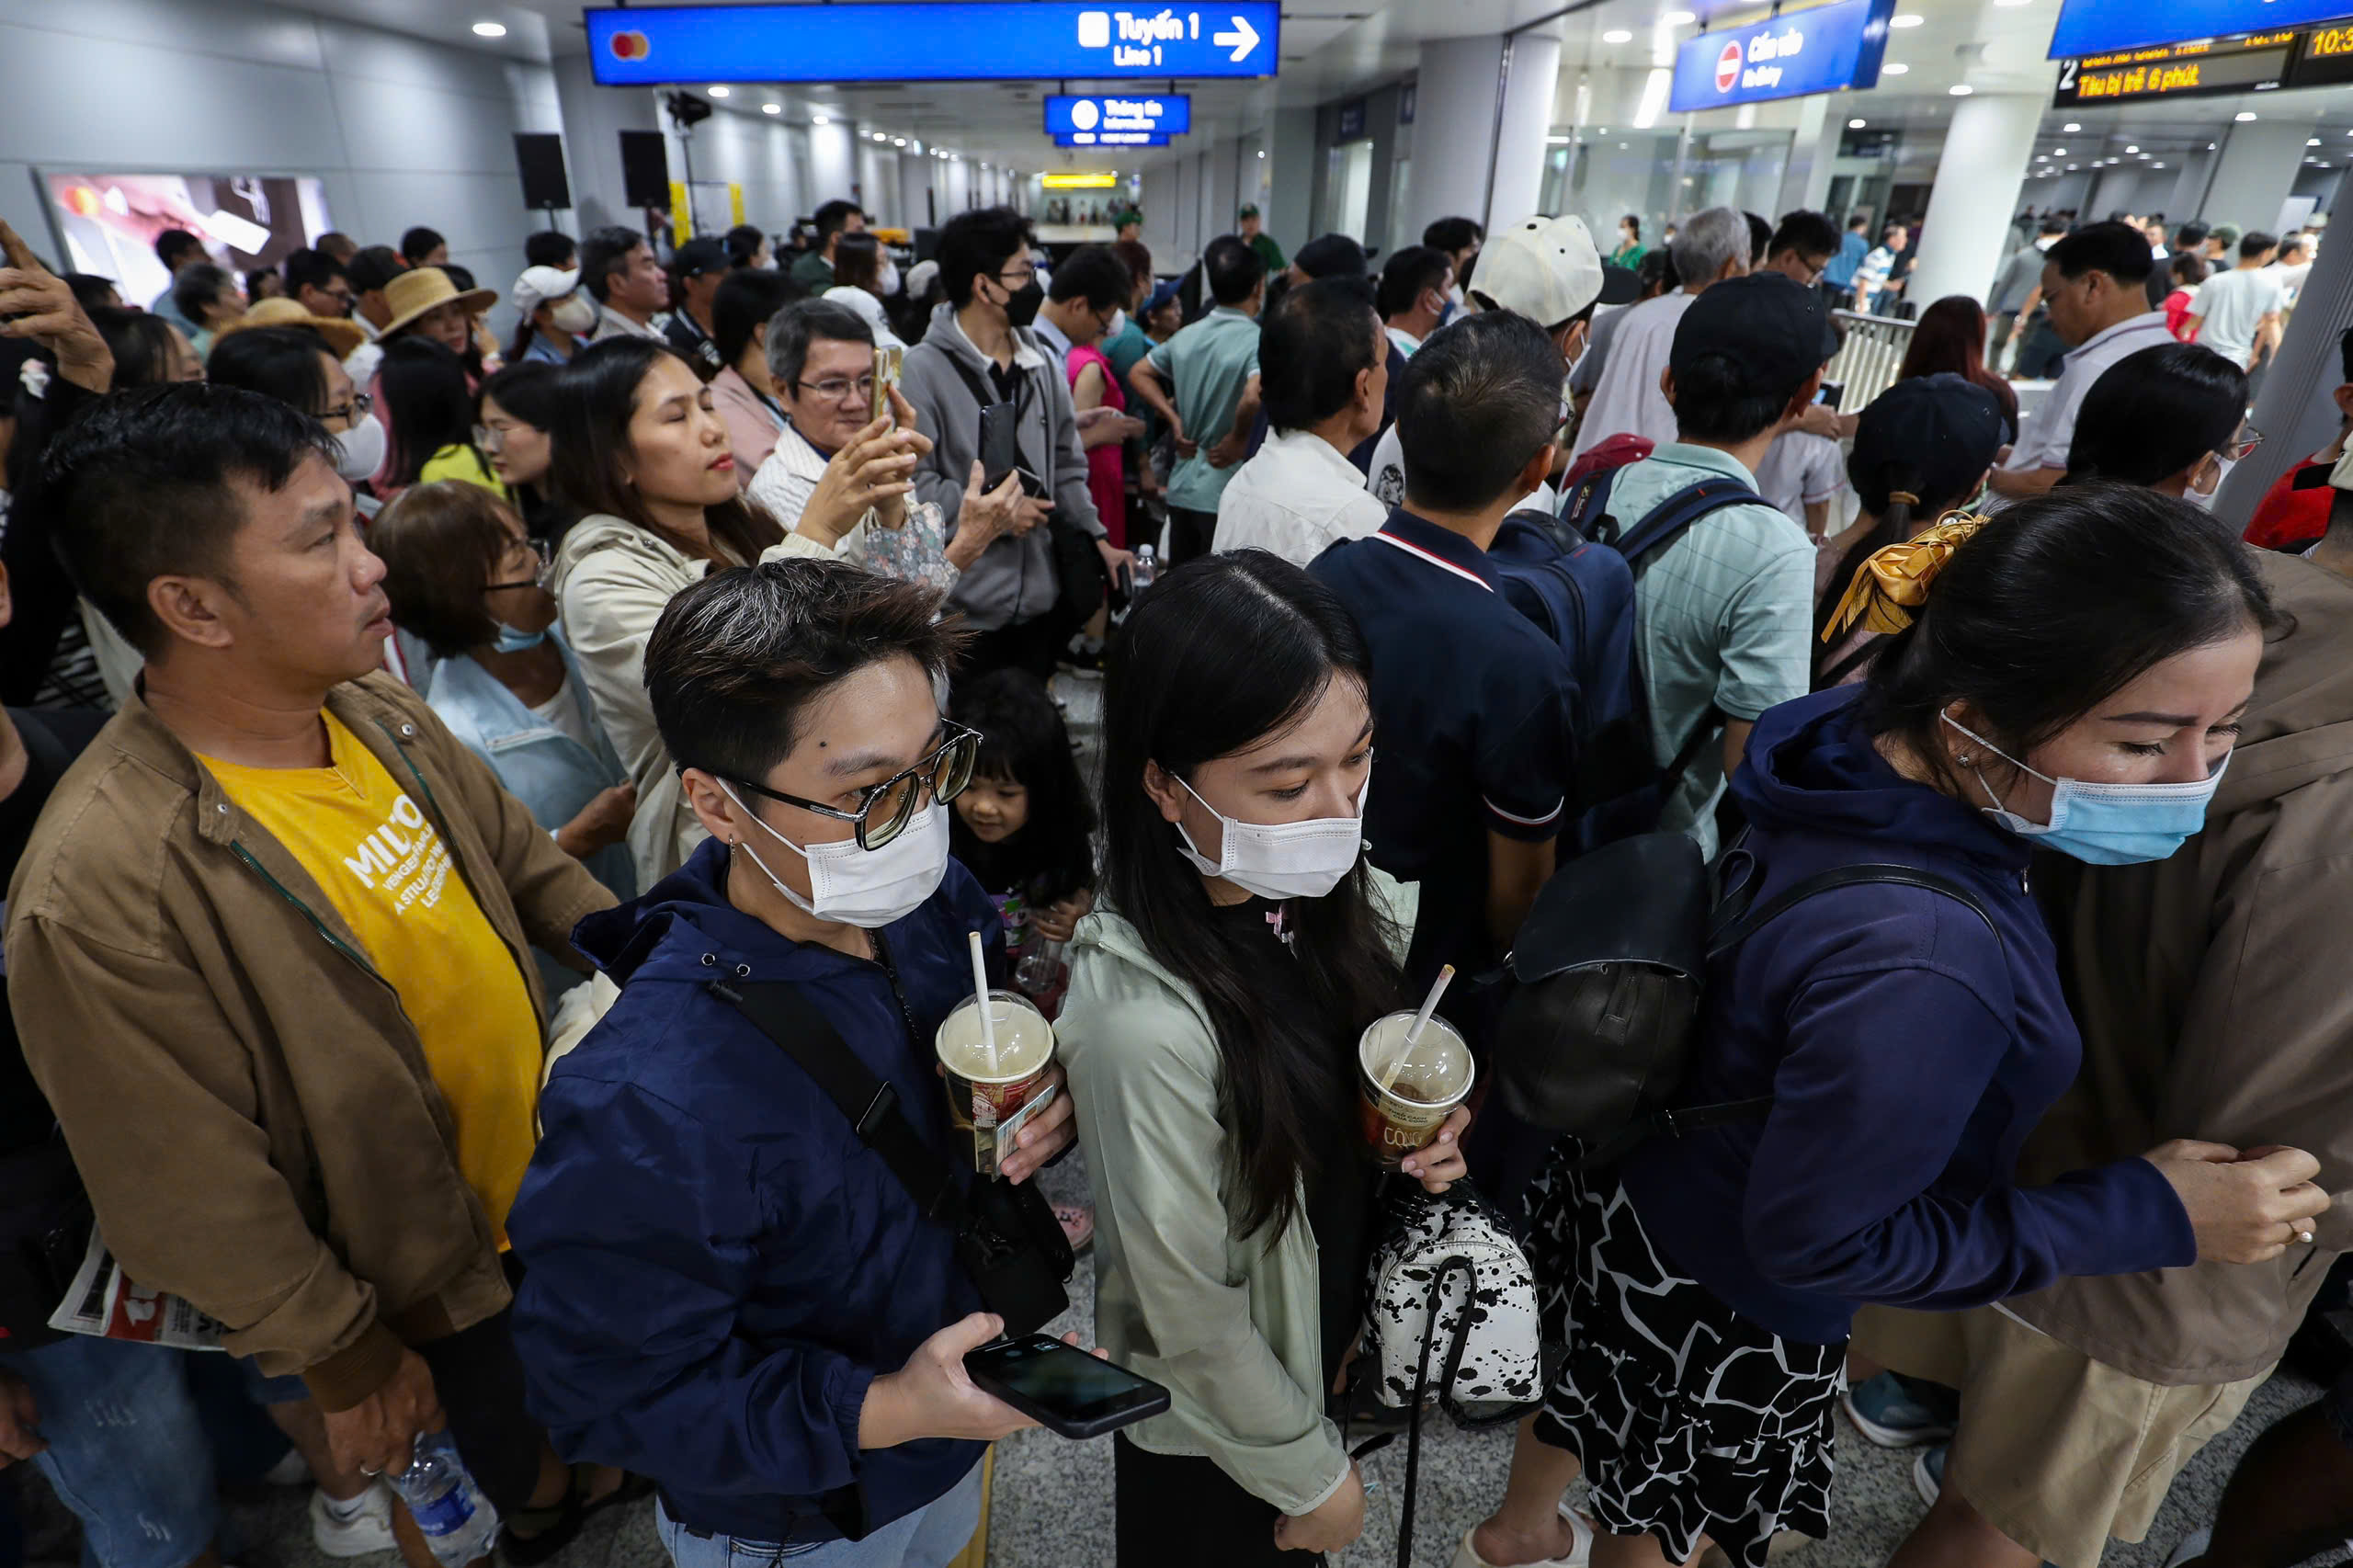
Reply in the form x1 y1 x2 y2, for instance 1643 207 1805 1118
45 1227 224 1349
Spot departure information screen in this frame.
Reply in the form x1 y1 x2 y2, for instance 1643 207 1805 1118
2052 33 2296 103
2051 0 2353 58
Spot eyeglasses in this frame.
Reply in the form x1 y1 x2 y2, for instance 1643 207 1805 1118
2220 426 2264 462
487 535 552 591
797 375 877 405
730 722 982 849
995 262 1039 287
319 390 373 425
473 419 522 451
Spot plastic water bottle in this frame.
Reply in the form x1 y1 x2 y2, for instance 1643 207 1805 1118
1128 543 1159 595
385 1432 500 1567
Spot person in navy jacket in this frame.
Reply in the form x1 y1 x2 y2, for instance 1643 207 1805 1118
507 559 1079 1568
1456 486 2331 1568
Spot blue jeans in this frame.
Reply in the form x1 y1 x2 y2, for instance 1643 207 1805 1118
12 1336 218 1568
654 1460 983 1568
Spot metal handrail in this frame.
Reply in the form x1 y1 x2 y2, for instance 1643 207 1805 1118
1826 309 1917 411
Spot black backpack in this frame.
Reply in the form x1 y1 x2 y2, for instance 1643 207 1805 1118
1492 832 2002 1167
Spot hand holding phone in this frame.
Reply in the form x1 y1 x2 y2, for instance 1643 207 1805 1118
962 1334 1170 1439
979 402 1021 494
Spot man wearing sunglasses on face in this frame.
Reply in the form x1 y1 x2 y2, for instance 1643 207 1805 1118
508 559 1082 1568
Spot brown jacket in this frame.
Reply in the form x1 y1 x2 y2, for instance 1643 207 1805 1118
7 674 616 1408
2010 551 2353 1384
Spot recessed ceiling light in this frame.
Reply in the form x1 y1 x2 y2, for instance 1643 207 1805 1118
2063 121 2081 131
707 85 729 97
1256 149 1266 157
762 102 780 114
1890 13 1925 26
1849 118 1867 128
892 137 907 146
2236 111 2257 120
2209 141 2218 148
1603 28 1633 42
2052 145 2065 153
2126 144 2139 153
1661 10 1696 24
1882 62 1909 74
1949 84 1973 95
471 20 506 37
2311 137 2325 145
2152 162 2165 168
2067 164 2078 170
813 114 830 125
1598 127 1610 134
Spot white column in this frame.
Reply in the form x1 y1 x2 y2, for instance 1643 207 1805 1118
2203 116 2320 233
1905 89 2046 308
2165 148 2219 222
1266 107 1316 260
899 150 933 227
1404 35 1506 250
1774 96 1836 219
807 120 856 207
2219 184 2353 517
1488 31 1561 230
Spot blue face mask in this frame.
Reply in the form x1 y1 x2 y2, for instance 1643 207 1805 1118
1942 715 2227 866
492 622 548 653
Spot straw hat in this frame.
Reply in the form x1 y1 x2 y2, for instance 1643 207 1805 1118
378 266 495 339
215 295 367 358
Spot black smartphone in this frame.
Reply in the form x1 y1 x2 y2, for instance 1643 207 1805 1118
1815 379 1846 410
979 402 1020 492
964 1335 1170 1439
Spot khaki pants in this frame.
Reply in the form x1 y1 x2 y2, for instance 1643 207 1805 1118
1852 1305 2267 1568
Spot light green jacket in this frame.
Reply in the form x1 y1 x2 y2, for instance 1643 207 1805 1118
1059 906 1352 1515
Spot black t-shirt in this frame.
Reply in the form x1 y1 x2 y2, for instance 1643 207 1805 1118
1207 895 1381 1387
0 707 110 1154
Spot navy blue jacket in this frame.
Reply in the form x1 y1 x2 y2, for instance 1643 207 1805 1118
1620 687 2196 1344
507 838 999 1544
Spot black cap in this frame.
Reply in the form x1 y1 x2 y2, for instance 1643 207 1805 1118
1852 373 2006 507
1671 272 1830 393
1294 233 1368 278
1597 262 1643 305
675 236 730 277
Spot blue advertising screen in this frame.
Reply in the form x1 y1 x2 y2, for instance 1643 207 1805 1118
1044 95 1192 136
2050 0 2353 58
587 3 1280 84
1667 0 1896 113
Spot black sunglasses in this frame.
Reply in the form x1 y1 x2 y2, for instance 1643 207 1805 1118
731 722 981 849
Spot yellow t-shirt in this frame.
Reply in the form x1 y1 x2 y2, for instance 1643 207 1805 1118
200 712 540 1243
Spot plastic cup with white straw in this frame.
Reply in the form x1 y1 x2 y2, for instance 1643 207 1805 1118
1379 964 1455 1096
966 928 1000 1074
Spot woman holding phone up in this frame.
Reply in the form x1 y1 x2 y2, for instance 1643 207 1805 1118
1059 551 1471 1567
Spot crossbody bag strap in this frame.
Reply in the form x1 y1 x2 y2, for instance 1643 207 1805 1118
1612 478 1760 565
706 978 966 1227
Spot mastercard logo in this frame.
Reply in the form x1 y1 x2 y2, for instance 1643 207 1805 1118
609 29 650 60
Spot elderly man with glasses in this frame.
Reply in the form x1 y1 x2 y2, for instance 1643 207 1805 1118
745 297 1025 591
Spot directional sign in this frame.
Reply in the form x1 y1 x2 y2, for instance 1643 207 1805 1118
1055 132 1175 146
1045 94 1192 138
2051 0 2353 59
1667 0 1897 112
585 3 1281 85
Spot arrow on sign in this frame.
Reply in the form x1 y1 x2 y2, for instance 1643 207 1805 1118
1212 15 1260 62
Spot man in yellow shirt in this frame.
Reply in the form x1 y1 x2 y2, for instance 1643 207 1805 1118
12 384 622 1568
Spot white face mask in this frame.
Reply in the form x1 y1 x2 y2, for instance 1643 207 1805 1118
722 782 950 928
879 256 902 296
1106 308 1128 339
331 416 386 483
550 292 599 335
1173 773 1368 901
2188 453 2233 510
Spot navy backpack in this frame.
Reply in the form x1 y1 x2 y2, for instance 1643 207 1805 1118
1485 454 1763 846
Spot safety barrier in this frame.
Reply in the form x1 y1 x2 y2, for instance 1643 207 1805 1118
1826 309 1916 411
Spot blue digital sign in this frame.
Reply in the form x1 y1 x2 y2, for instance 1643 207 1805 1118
1054 133 1173 147
1667 0 1896 113
2050 0 2353 58
1044 95 1191 137
586 3 1280 85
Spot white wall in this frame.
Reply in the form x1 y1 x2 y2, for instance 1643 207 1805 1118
0 0 563 335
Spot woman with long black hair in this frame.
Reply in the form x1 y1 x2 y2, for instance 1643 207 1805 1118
2063 340 2255 498
1059 550 1469 1567
547 335 786 889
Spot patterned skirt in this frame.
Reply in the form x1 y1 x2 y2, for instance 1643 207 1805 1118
1522 1145 1845 1568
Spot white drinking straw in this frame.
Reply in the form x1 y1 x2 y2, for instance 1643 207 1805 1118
967 929 1000 1073
1379 964 1454 1096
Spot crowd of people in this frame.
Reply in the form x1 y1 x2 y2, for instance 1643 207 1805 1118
0 169 2345 1568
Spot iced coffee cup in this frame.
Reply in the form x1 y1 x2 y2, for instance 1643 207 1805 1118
1357 1011 1474 1169
935 989 1058 1177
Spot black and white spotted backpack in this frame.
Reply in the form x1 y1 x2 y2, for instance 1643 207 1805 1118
1353 1182 1541 1567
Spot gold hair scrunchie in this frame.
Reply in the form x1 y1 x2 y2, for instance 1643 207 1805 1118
1823 514 1988 642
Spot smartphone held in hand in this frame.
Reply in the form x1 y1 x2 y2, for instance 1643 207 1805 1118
870 345 904 423
963 1335 1170 1439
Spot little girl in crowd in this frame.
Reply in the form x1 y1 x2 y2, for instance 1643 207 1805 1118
949 670 1098 1017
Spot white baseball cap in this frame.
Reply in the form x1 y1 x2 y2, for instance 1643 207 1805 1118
512 264 584 319
1467 215 1640 328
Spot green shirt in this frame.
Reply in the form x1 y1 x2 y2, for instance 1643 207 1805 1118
1145 306 1261 512
1249 232 1287 276
789 250 835 293
1607 442 1814 858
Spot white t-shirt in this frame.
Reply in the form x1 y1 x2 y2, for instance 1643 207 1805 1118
1755 432 1847 531
1567 290 1695 462
1215 427 1391 567
2002 311 2177 481
2189 268 2283 365
1364 422 1556 517
528 672 598 753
